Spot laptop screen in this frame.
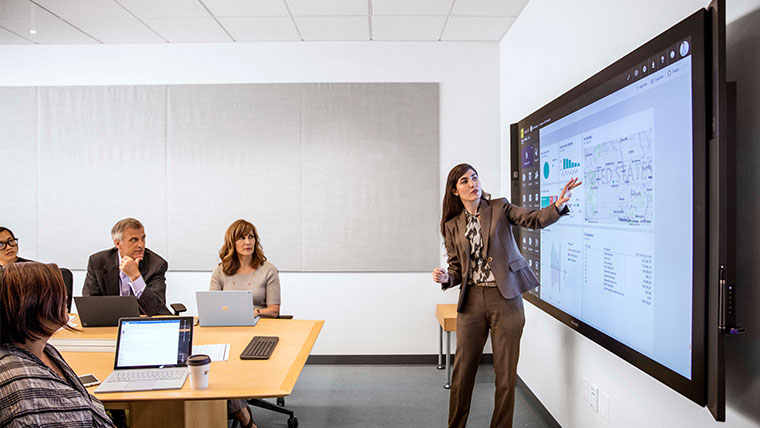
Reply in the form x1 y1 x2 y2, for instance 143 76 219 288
114 317 193 369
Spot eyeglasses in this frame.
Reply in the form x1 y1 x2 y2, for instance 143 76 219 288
0 239 19 250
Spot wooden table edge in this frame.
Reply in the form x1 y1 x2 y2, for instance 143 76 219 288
436 304 457 332
278 320 324 394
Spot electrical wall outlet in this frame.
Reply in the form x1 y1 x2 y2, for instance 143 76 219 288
582 377 589 403
589 384 599 412
601 393 610 420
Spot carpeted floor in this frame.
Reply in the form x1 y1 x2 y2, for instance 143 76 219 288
246 364 551 428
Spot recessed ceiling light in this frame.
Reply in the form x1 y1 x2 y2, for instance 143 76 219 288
30 29 37 34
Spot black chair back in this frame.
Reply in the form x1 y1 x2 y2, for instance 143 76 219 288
59 268 73 312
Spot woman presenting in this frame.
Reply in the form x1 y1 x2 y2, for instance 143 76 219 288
432 163 580 428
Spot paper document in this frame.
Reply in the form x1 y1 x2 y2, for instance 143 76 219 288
49 338 116 353
57 315 78 331
191 344 230 361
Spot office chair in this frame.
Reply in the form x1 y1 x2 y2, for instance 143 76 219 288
170 303 187 316
59 267 73 312
233 314 299 428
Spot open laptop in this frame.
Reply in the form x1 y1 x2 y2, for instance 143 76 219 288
74 296 140 327
196 290 260 327
95 316 193 393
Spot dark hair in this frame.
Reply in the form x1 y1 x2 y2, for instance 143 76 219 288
219 220 267 276
0 227 16 239
440 163 490 235
0 262 72 345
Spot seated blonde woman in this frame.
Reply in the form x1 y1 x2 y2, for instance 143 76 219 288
210 219 282 428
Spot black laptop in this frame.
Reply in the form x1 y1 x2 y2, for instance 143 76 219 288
74 296 141 327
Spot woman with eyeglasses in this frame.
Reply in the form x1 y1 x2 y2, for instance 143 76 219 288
209 219 282 428
0 227 33 266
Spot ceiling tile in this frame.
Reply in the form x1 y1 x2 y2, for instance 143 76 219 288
34 0 132 19
202 0 288 17
0 18 97 43
0 0 59 20
288 0 367 16
143 17 230 42
296 16 367 41
217 16 300 41
372 16 445 41
73 18 166 43
441 16 514 41
0 26 33 43
372 0 452 16
0 0 531 44
117 0 210 18
451 0 528 16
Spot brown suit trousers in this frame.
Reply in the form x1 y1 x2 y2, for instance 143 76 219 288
448 288 525 428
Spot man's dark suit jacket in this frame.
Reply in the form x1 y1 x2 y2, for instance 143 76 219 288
82 248 171 316
443 197 567 312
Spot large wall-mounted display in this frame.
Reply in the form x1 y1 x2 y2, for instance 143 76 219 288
510 3 732 417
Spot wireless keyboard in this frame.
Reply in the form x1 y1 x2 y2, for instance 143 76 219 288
240 336 279 360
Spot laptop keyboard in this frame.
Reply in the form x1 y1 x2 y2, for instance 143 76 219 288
111 368 187 382
240 336 279 360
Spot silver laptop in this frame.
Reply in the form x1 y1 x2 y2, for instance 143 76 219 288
196 291 260 327
95 317 193 393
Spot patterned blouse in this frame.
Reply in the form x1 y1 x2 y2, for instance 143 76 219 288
0 343 113 428
464 209 497 286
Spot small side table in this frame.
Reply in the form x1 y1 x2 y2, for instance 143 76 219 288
436 304 457 389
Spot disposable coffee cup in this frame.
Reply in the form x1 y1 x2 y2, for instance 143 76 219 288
187 354 211 390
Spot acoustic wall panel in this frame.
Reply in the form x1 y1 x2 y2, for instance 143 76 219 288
300 83 440 271
166 84 302 271
0 87 38 260
36 86 168 269
3 83 439 272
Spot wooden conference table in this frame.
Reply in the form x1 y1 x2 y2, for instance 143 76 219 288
52 315 324 428
436 304 457 389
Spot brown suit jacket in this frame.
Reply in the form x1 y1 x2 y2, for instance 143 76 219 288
443 197 567 312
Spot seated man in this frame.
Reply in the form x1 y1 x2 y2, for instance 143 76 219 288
83 218 171 316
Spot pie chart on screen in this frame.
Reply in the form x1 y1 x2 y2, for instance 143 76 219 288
543 162 550 179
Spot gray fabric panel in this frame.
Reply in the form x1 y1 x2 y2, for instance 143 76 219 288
0 87 38 260
12 83 439 272
300 83 440 271
36 86 168 269
166 84 302 271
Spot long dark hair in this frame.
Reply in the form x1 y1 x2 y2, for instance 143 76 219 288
219 219 267 276
440 163 490 235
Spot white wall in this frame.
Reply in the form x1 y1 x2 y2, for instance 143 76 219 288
500 0 760 427
1 41 500 355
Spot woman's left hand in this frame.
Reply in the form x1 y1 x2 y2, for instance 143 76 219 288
555 177 582 208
